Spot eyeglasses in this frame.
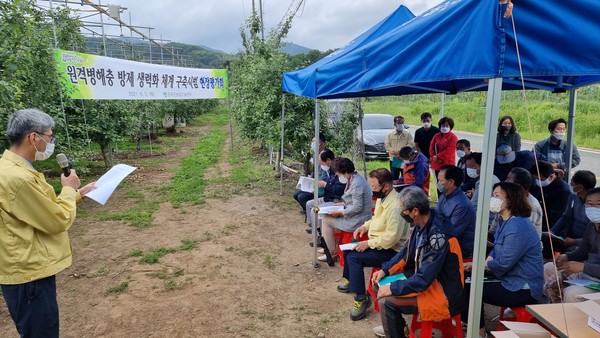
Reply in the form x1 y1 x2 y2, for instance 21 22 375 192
585 203 600 208
36 132 56 144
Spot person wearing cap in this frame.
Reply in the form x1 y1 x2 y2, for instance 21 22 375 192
529 160 572 232
493 143 547 182
534 118 581 170
398 146 430 194
384 116 414 181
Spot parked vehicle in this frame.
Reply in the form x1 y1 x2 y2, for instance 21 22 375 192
355 113 395 160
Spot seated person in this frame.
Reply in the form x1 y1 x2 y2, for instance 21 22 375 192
305 149 346 233
543 187 600 303
544 170 597 257
457 139 476 193
436 165 476 259
494 143 547 182
372 186 466 338
320 158 372 261
534 118 581 170
464 152 500 238
505 167 543 238
397 146 430 194
293 134 329 213
336 168 409 322
529 160 572 232
464 182 544 338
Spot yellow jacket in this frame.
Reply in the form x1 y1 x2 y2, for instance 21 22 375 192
362 189 409 251
0 150 81 284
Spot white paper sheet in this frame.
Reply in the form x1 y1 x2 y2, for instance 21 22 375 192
318 205 344 214
339 242 358 251
85 164 137 205
296 176 315 193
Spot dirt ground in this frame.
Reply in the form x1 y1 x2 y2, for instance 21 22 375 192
0 124 503 338
0 124 392 338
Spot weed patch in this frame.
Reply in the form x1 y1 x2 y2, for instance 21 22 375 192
139 247 177 264
106 280 129 295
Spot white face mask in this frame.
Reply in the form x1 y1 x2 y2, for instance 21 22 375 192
553 132 565 140
320 164 330 172
535 176 552 188
396 124 405 132
34 135 55 161
466 167 479 178
586 207 600 224
440 127 450 134
456 150 466 158
338 175 348 184
489 197 504 213
422 122 431 128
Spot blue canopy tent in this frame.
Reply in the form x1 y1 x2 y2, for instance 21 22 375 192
282 0 600 336
279 2 421 269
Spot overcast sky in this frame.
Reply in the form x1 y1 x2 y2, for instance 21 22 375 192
49 0 441 54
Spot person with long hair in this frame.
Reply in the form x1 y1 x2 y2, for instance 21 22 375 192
463 182 544 338
495 115 521 151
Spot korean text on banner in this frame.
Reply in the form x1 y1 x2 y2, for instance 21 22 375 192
54 49 228 100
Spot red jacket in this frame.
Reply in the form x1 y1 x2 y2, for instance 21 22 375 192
429 132 458 171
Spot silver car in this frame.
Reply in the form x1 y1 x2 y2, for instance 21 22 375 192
355 114 395 160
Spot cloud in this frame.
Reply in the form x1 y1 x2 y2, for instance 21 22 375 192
63 0 407 54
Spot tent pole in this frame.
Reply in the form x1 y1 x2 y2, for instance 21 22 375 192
228 96 234 156
358 99 367 177
466 78 503 338
564 90 577 182
313 99 321 268
440 93 445 118
280 94 286 196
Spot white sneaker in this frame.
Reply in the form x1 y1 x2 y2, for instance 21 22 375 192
317 254 328 262
372 325 385 337
317 248 325 254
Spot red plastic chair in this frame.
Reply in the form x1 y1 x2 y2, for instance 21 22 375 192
410 313 463 338
495 306 536 331
366 267 381 312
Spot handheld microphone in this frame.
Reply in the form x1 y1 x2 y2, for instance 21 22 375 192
56 153 71 177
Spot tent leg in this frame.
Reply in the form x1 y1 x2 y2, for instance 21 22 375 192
564 90 577 182
313 99 321 268
358 99 367 177
280 94 286 196
228 97 234 156
467 77 503 338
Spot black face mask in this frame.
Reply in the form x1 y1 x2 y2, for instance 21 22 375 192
373 187 387 199
401 212 414 224
503 125 512 131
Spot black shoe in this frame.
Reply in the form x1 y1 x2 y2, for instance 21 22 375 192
350 295 372 321
306 227 312 234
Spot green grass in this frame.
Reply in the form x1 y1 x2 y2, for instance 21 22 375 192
98 199 160 228
170 109 228 207
139 247 177 264
106 280 129 295
128 248 144 257
92 266 109 277
180 238 198 251
361 87 600 149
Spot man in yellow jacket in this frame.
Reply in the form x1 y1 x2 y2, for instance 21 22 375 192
0 109 95 338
